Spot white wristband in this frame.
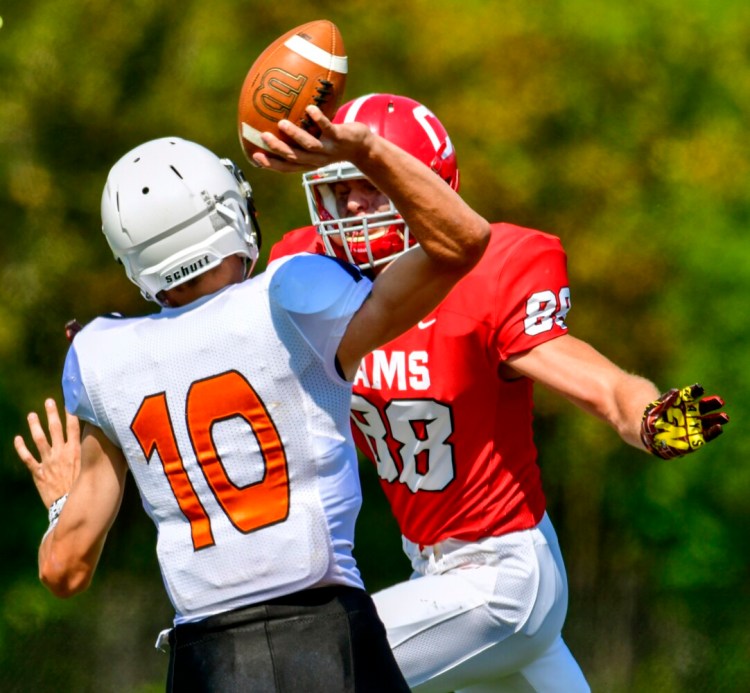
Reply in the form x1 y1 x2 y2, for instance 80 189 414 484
48 494 69 527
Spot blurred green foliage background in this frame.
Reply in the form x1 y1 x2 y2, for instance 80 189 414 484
1 1 748 691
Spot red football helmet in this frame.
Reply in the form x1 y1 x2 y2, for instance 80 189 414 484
302 93 460 270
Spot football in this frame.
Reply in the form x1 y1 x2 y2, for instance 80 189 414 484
238 20 348 161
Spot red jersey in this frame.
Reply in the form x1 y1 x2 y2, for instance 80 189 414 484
269 226 327 261
270 223 571 546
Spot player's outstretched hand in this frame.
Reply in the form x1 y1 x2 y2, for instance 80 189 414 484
640 383 728 459
251 105 371 173
14 399 81 509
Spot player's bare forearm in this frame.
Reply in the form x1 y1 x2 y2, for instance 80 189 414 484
607 373 662 450
568 364 729 458
549 367 659 451
38 423 128 597
506 335 659 449
507 335 728 457
38 516 100 598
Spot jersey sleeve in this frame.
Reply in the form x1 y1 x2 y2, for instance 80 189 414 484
491 232 571 361
61 325 120 444
269 254 372 380
62 341 109 431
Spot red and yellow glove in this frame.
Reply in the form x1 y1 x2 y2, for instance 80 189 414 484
640 383 728 460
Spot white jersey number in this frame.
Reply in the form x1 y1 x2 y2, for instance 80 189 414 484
351 395 456 492
524 287 571 336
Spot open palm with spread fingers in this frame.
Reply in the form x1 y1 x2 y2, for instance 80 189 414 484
14 398 81 509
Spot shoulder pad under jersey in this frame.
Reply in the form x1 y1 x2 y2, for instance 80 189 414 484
270 254 366 316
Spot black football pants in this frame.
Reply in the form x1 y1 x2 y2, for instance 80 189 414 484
166 585 409 692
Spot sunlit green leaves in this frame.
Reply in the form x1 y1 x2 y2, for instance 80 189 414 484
1 1 748 690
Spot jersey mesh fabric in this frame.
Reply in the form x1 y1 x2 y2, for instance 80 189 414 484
63 256 371 623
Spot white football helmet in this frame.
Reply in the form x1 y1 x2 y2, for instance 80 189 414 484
302 93 459 270
101 137 261 304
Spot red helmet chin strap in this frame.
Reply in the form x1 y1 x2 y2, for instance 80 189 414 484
314 186 336 222
430 141 448 175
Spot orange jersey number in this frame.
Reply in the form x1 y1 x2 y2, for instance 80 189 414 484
131 371 289 550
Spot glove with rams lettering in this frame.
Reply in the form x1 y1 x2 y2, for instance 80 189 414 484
640 383 728 459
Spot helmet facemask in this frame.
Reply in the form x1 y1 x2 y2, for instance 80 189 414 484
301 94 459 272
303 162 414 271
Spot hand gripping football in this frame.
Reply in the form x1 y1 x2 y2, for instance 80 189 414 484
238 20 348 161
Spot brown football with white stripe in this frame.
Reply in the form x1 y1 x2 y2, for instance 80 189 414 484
238 20 348 161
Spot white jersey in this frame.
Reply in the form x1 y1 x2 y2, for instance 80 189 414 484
62 255 372 624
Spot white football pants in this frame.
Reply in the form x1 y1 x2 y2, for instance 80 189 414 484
372 513 590 692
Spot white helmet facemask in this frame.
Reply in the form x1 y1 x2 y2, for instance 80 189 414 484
101 137 261 304
301 94 460 271
302 162 410 271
